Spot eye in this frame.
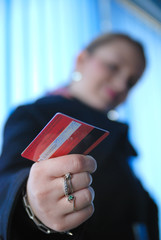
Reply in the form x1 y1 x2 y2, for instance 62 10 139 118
106 63 119 72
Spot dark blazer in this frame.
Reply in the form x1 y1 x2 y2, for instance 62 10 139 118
0 95 159 240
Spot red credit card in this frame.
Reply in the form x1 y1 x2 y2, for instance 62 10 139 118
21 112 110 162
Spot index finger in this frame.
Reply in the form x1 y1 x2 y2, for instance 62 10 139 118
35 154 97 177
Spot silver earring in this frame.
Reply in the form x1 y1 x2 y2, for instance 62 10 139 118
71 71 82 82
107 110 119 121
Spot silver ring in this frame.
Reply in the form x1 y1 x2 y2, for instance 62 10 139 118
64 173 76 211
68 195 76 211
64 177 69 196
64 173 73 196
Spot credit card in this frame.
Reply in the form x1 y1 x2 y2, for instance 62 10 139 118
21 112 110 162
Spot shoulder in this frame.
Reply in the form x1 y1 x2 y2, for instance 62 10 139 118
34 95 71 107
6 95 70 122
12 95 70 112
3 95 78 137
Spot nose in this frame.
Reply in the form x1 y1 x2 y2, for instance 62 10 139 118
111 74 128 93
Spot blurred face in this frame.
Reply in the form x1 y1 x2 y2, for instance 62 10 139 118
70 40 145 111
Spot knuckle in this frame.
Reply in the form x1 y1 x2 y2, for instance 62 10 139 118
84 188 93 203
87 203 95 216
30 163 42 180
34 189 46 201
85 172 92 186
72 155 85 172
53 221 66 233
33 186 50 203
87 155 97 172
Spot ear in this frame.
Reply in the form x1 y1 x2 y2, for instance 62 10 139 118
75 50 90 70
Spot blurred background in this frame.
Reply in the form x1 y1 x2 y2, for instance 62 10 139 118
0 0 161 237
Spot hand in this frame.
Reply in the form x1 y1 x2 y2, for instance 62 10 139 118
26 154 97 233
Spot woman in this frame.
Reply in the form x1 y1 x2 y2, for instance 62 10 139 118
0 33 159 240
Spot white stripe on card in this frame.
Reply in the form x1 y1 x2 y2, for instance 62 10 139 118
38 121 81 161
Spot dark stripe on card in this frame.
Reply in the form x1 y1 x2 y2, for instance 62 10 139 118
83 132 109 155
69 128 104 154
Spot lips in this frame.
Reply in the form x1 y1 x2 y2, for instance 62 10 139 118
104 88 118 99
